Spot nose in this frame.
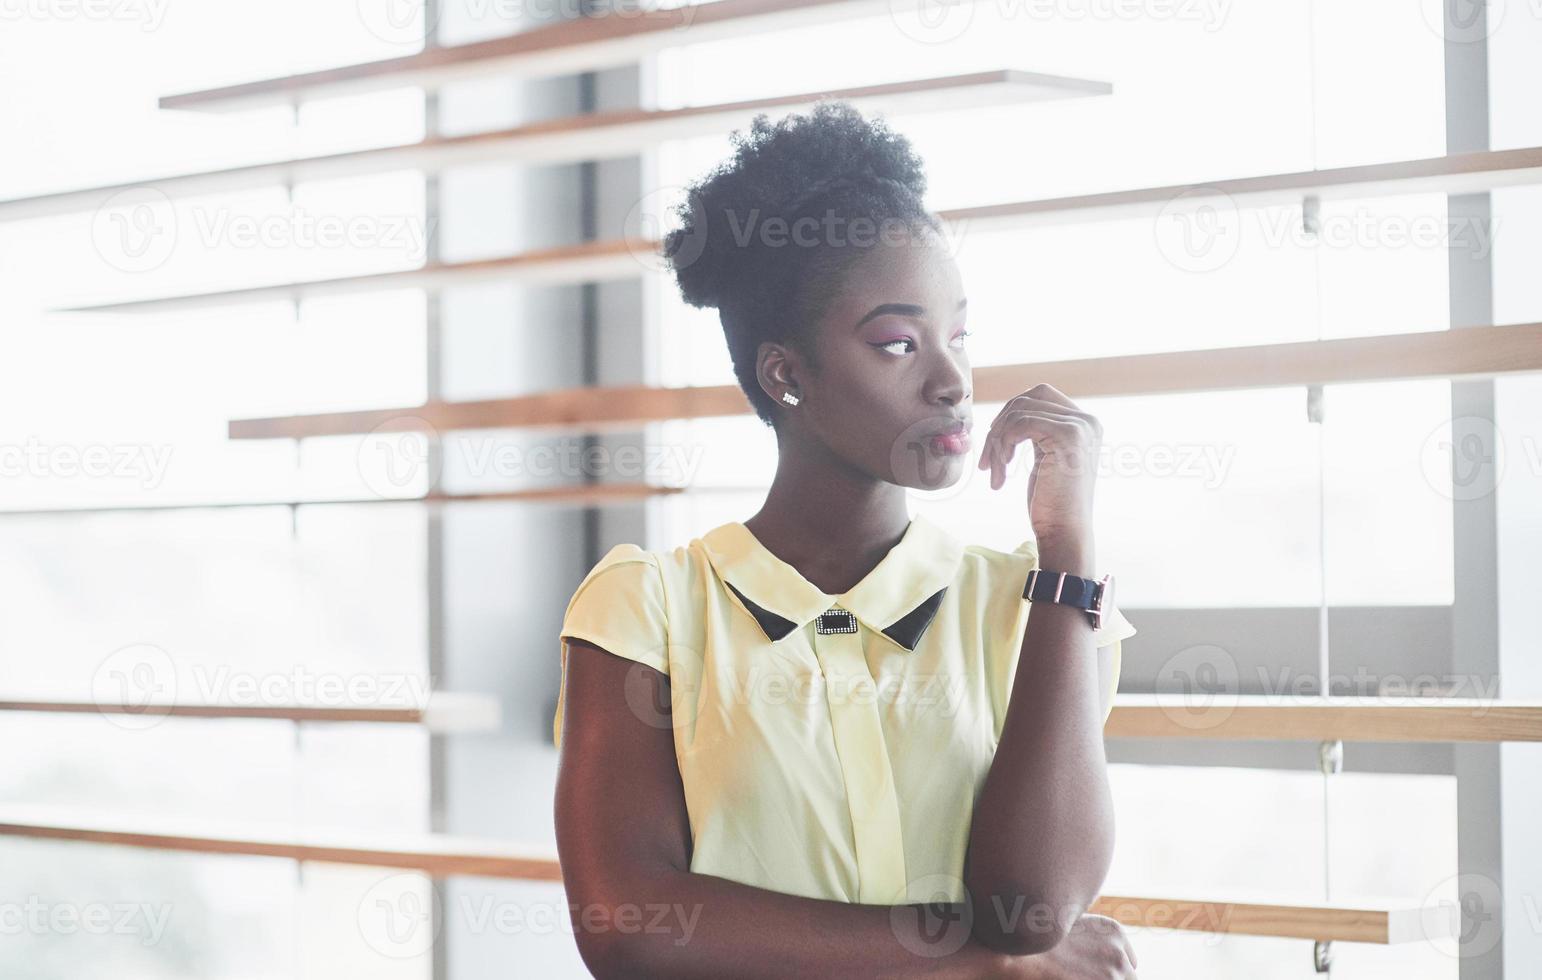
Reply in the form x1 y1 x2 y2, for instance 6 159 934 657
927 345 971 409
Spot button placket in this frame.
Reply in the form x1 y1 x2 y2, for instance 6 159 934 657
811 605 908 904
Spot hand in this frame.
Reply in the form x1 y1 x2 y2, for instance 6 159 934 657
976 383 1102 541
997 914 1139 979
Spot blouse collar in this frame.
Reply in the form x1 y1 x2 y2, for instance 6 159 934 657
698 512 964 652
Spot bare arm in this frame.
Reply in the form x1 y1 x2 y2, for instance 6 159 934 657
554 638 1021 979
962 530 1116 956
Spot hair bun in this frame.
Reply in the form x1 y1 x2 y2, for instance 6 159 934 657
663 101 929 312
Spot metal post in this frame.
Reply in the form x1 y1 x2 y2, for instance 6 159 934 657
1443 1 1507 976
421 7 448 980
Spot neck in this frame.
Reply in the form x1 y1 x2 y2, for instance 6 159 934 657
742 431 912 595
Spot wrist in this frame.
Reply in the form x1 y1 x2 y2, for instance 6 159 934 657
1034 529 1095 577
981 946 1046 980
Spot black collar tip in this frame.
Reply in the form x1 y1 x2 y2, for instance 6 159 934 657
726 582 947 652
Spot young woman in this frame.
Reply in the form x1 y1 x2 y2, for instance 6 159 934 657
554 101 1139 979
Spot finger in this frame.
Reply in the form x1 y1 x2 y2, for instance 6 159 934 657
992 411 1086 471
992 395 1099 433
984 397 1098 463
1023 382 1082 413
993 412 1067 490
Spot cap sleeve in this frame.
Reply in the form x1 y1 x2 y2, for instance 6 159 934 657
553 544 669 749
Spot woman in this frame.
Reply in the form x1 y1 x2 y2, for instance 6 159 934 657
553 101 1139 979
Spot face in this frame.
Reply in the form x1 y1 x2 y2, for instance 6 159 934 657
770 225 974 490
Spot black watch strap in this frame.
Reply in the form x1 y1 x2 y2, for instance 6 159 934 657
1022 568 1113 630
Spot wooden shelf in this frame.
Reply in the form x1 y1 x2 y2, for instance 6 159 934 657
0 693 500 732
1106 695 1542 743
56 147 1542 315
0 805 1451 944
4 70 1105 223
0 806 561 881
1089 892 1453 945
227 322 1542 439
0 483 721 518
944 145 1542 231
157 0 937 112
58 241 647 315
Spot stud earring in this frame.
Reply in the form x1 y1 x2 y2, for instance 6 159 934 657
781 391 800 406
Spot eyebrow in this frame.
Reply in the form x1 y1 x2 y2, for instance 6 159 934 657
853 297 967 331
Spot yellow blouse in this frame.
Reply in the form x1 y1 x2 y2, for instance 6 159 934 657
554 512 1136 905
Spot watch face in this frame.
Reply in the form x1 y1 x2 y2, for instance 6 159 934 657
1095 573 1114 628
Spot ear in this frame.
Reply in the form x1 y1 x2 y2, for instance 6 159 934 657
756 342 801 406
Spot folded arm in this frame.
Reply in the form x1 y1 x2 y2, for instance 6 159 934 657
962 533 1117 955
554 638 1024 979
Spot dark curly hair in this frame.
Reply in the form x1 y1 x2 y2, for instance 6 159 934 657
662 100 942 428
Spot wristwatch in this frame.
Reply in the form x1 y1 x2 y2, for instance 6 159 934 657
1022 568 1114 631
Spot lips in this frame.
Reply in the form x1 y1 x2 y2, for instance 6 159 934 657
935 420 970 436
926 418 972 456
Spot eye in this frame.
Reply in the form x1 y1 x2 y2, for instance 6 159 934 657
874 338 915 355
950 329 973 349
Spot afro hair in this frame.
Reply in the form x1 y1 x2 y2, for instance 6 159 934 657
662 100 940 428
